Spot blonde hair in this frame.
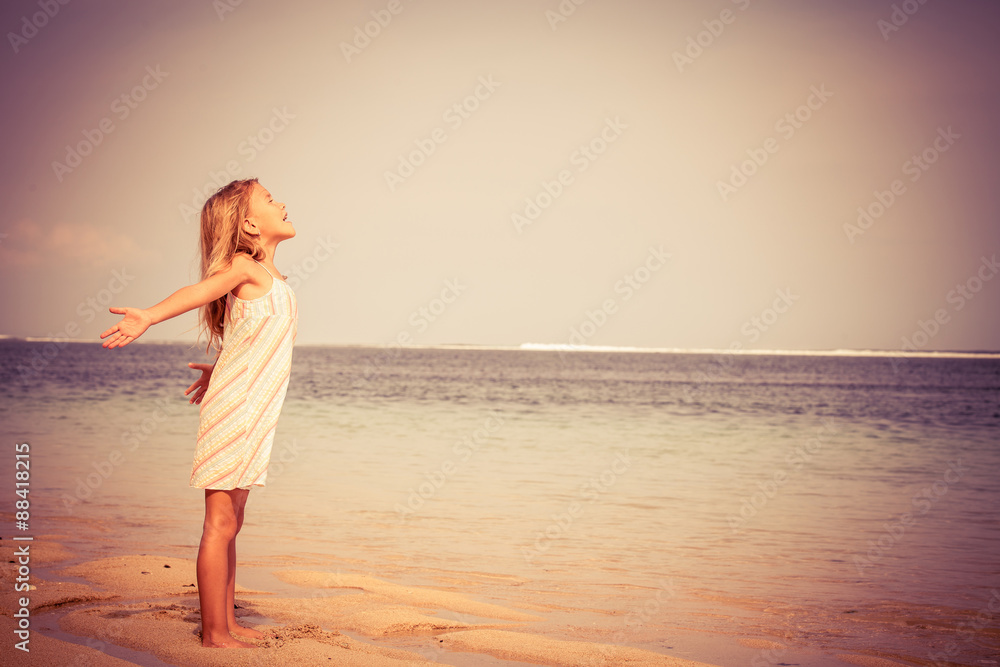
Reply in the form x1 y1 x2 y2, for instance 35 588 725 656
198 178 265 353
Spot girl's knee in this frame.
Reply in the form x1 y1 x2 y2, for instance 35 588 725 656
202 488 246 540
202 511 238 541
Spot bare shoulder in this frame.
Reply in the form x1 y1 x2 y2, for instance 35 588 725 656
229 253 269 299
229 253 264 282
229 252 256 272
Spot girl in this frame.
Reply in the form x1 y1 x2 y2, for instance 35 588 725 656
101 178 298 648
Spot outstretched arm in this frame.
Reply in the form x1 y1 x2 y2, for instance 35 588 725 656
100 256 257 349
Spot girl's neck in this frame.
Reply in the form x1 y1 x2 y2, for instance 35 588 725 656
257 238 282 265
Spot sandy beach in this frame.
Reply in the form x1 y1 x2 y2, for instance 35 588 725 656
2 528 723 666
1 522 937 667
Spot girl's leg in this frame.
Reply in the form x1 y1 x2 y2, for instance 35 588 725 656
226 490 265 639
197 488 255 648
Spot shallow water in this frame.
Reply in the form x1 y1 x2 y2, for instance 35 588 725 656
2 340 998 664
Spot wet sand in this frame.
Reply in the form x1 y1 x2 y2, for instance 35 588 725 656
1 528 951 667
3 514 991 667
6 544 719 666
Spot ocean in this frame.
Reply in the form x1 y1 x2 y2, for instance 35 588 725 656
1 339 998 664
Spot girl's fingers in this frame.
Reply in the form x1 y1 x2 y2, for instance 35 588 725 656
184 364 211 401
185 378 208 397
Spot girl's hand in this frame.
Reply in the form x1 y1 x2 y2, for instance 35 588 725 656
101 307 152 348
185 363 215 405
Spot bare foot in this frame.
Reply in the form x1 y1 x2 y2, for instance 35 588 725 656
201 633 256 648
230 624 266 640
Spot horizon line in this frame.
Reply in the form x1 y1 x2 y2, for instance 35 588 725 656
2 335 999 358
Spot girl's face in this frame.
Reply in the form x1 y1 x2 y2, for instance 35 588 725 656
245 183 294 243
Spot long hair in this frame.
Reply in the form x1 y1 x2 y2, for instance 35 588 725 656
198 178 264 353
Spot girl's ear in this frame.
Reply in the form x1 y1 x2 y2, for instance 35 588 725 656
241 217 259 237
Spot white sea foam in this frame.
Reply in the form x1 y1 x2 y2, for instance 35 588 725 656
518 342 1000 359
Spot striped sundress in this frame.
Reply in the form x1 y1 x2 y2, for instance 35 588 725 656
190 259 298 490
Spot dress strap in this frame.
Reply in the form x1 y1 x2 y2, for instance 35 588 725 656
253 259 275 280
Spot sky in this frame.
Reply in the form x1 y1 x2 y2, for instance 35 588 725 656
1 0 999 352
